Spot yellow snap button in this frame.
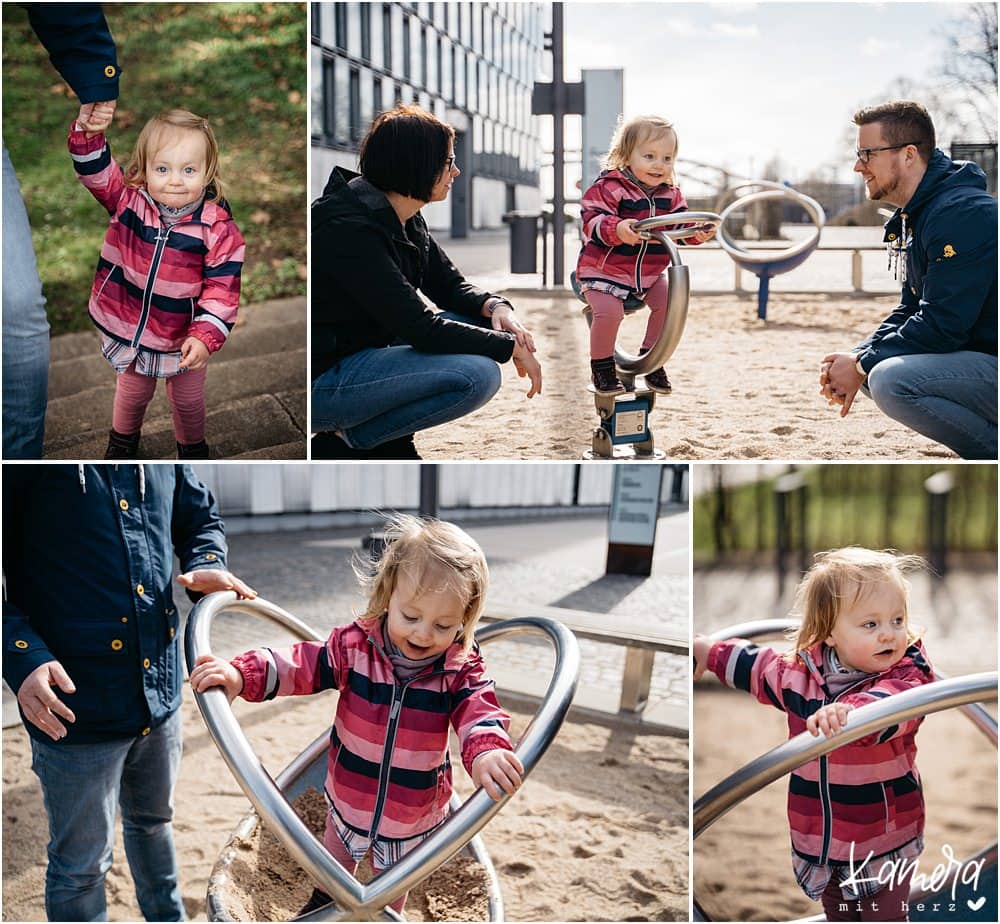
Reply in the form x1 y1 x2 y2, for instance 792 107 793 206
14 640 28 649
121 617 128 623
205 553 217 561
169 627 175 638
105 65 116 78
136 584 144 595
119 499 129 510
111 639 123 651
141 726 151 736
143 658 151 669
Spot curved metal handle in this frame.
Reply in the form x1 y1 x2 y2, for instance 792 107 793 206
634 211 723 241
185 592 580 919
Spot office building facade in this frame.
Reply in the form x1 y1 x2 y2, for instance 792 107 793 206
311 1 545 234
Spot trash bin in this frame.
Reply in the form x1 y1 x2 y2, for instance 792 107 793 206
502 211 539 273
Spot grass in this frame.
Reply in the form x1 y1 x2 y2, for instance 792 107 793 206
2 2 306 335
693 464 998 563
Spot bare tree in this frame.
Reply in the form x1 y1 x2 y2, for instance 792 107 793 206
939 2 998 142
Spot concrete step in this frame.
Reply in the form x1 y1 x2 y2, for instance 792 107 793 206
42 297 307 459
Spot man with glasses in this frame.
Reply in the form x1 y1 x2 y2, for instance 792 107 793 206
820 100 997 459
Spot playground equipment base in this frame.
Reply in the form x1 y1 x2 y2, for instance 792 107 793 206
583 384 666 460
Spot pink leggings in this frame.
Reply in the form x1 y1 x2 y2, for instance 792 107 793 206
111 363 207 444
821 873 912 922
585 274 669 359
323 821 408 915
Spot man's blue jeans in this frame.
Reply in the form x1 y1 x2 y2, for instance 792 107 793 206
2 144 50 459
29 710 185 922
865 351 998 460
311 313 502 449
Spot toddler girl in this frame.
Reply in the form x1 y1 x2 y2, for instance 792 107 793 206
189 515 523 916
694 548 934 922
69 106 245 459
576 115 715 396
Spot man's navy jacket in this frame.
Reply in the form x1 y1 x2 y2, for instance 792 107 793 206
3 465 226 744
855 148 998 372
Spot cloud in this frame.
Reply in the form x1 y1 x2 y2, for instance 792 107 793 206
861 37 900 57
711 22 760 39
665 19 698 37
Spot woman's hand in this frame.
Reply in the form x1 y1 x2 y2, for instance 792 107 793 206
471 748 524 801
179 337 211 372
616 219 642 245
189 654 244 703
490 303 536 352
512 342 542 398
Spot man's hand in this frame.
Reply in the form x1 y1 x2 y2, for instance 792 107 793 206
77 100 116 138
179 337 211 372
17 661 77 740
512 342 542 398
471 748 524 801
820 352 866 417
176 568 257 599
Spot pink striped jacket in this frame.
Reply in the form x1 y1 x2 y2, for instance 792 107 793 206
69 123 244 355
231 618 513 841
576 168 702 293
706 638 934 864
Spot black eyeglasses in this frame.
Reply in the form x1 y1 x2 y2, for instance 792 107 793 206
444 154 457 171
855 142 918 165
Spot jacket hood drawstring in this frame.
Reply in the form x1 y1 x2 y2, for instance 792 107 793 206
77 463 145 501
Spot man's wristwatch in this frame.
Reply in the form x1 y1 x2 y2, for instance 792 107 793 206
854 355 867 378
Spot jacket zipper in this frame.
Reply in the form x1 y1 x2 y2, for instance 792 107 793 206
366 659 457 841
132 225 172 348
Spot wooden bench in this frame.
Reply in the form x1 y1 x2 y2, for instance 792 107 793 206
481 604 688 733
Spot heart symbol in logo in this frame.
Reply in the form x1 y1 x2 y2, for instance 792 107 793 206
967 896 986 912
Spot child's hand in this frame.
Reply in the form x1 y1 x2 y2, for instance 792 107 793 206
76 100 116 138
689 223 717 244
189 654 244 702
177 568 258 599
616 218 643 245
807 703 855 738
471 748 524 801
179 337 211 371
692 633 712 681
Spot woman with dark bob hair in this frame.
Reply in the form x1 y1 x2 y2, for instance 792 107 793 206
311 105 542 458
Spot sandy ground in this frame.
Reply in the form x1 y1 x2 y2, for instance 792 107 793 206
415 292 955 461
2 690 689 922
692 569 998 922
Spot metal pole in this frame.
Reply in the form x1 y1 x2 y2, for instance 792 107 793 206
551 2 565 286
419 464 439 518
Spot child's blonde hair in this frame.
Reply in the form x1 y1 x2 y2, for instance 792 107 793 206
124 109 224 202
356 514 489 655
602 115 678 183
789 547 925 655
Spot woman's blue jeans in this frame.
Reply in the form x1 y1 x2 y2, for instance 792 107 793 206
2 144 50 458
29 710 185 922
864 351 998 460
311 313 502 449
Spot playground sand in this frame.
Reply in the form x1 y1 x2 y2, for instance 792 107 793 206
1 689 690 921
414 292 956 461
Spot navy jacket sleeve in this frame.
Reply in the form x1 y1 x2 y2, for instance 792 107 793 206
25 3 120 104
170 466 228 601
2 468 55 692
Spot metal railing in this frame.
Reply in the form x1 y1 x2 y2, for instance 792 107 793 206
693 621 998 922
185 592 580 921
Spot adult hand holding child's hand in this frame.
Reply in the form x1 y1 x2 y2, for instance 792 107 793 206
471 748 524 801
17 661 77 741
76 99 117 138
179 337 211 372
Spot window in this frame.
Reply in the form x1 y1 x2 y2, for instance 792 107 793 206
310 4 321 39
382 4 393 71
311 45 324 136
334 3 347 51
334 57 350 143
420 25 429 89
360 4 371 61
402 12 411 79
349 67 361 141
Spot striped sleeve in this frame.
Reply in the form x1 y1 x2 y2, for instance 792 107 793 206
451 648 513 775
706 638 793 713
580 177 624 247
188 217 246 353
232 636 339 702
68 122 125 214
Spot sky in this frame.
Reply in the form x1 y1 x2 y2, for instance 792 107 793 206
555 1 989 188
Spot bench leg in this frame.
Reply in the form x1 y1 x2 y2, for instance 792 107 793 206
620 647 655 713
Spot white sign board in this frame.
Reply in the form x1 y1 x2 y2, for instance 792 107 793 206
608 465 662 547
